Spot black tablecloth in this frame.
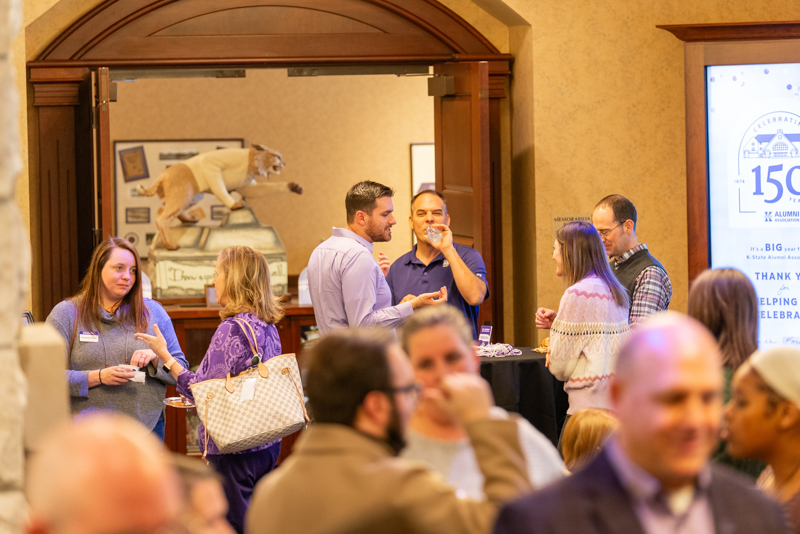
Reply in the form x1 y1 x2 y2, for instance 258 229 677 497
479 348 569 446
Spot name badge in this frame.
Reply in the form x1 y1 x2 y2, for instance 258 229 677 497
478 325 492 347
79 331 99 343
240 378 257 402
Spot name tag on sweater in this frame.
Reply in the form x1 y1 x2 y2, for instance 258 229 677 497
79 331 99 342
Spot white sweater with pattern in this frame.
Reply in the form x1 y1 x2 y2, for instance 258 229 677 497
548 275 630 414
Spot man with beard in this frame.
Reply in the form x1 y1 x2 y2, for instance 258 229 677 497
495 313 789 534
307 181 447 335
246 328 532 534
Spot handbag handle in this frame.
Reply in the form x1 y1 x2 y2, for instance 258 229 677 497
227 318 268 393
233 318 260 358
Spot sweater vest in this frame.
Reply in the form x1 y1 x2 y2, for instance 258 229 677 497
613 248 666 309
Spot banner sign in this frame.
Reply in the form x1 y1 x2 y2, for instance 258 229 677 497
707 63 800 350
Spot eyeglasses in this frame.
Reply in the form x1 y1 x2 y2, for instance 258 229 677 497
596 222 624 238
385 381 424 402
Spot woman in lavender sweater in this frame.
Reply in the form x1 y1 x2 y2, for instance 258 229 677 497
137 245 284 534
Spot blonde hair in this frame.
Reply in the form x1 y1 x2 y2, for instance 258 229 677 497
216 246 284 324
556 221 629 309
562 408 618 472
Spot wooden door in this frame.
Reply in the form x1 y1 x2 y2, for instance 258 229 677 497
95 67 114 239
433 61 497 335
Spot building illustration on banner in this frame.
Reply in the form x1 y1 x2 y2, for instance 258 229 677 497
743 129 800 158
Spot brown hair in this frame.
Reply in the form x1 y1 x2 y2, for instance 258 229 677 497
216 246 284 324
305 329 395 426
562 408 619 472
595 194 638 231
73 237 149 332
556 221 629 309
345 181 394 224
687 268 758 370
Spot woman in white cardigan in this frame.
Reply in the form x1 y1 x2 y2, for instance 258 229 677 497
535 221 630 447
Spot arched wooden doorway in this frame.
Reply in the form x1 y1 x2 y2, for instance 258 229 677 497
28 0 511 337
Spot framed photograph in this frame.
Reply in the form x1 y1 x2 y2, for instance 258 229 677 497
410 143 435 197
204 284 219 307
126 207 150 224
119 146 150 182
210 205 228 221
114 139 245 258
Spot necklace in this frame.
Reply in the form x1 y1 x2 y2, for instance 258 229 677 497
95 310 131 366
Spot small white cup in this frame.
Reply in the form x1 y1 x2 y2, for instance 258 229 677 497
119 364 145 383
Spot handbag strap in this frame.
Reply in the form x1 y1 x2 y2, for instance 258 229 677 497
233 318 259 358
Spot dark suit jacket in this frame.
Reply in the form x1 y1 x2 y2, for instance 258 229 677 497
494 448 790 534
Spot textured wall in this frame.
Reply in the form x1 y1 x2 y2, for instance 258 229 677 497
109 71 433 274
19 0 800 347
493 0 800 344
1 0 29 530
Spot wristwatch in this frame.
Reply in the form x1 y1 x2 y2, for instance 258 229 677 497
162 357 177 373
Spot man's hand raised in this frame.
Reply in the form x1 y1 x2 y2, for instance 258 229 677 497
410 287 448 309
378 252 391 277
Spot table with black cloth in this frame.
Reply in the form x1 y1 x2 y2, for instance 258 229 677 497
479 348 569 447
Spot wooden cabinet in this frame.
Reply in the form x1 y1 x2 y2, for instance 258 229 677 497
160 301 316 457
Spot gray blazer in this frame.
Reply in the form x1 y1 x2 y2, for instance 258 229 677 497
494 448 791 534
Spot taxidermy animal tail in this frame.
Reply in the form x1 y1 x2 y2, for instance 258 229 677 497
136 176 164 198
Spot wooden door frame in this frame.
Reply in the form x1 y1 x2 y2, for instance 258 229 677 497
27 0 512 330
658 21 800 283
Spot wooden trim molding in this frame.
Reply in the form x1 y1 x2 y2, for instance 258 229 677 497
658 21 800 43
658 21 800 282
31 0 510 67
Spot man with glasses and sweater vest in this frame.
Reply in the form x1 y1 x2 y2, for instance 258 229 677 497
592 195 671 328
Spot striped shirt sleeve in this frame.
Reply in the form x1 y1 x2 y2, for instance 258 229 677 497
629 266 672 328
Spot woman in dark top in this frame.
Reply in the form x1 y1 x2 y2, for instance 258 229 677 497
687 267 765 478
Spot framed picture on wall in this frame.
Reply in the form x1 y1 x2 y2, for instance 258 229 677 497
410 143 435 196
114 139 245 258
119 146 149 182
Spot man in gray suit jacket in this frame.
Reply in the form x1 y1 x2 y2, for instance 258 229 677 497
495 313 790 534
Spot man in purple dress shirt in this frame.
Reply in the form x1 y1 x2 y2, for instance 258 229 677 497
307 181 447 335
495 313 790 534
386 190 488 339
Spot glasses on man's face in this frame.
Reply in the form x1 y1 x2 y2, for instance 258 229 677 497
386 381 424 403
596 221 624 238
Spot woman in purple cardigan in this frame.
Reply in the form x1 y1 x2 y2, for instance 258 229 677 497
136 245 284 534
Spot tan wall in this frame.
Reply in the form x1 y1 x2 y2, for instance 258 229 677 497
493 0 800 345
19 0 800 344
109 71 433 274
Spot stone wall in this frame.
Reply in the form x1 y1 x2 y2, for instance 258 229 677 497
0 0 29 531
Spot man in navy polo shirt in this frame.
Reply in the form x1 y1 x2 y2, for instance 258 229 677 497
386 190 488 339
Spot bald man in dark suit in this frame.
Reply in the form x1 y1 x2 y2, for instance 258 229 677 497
495 313 790 534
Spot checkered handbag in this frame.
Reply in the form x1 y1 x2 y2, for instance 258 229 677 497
189 319 309 458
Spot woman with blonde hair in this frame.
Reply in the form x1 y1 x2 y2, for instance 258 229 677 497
45 237 187 438
137 245 284 534
561 408 618 473
536 221 630 444
688 267 764 478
